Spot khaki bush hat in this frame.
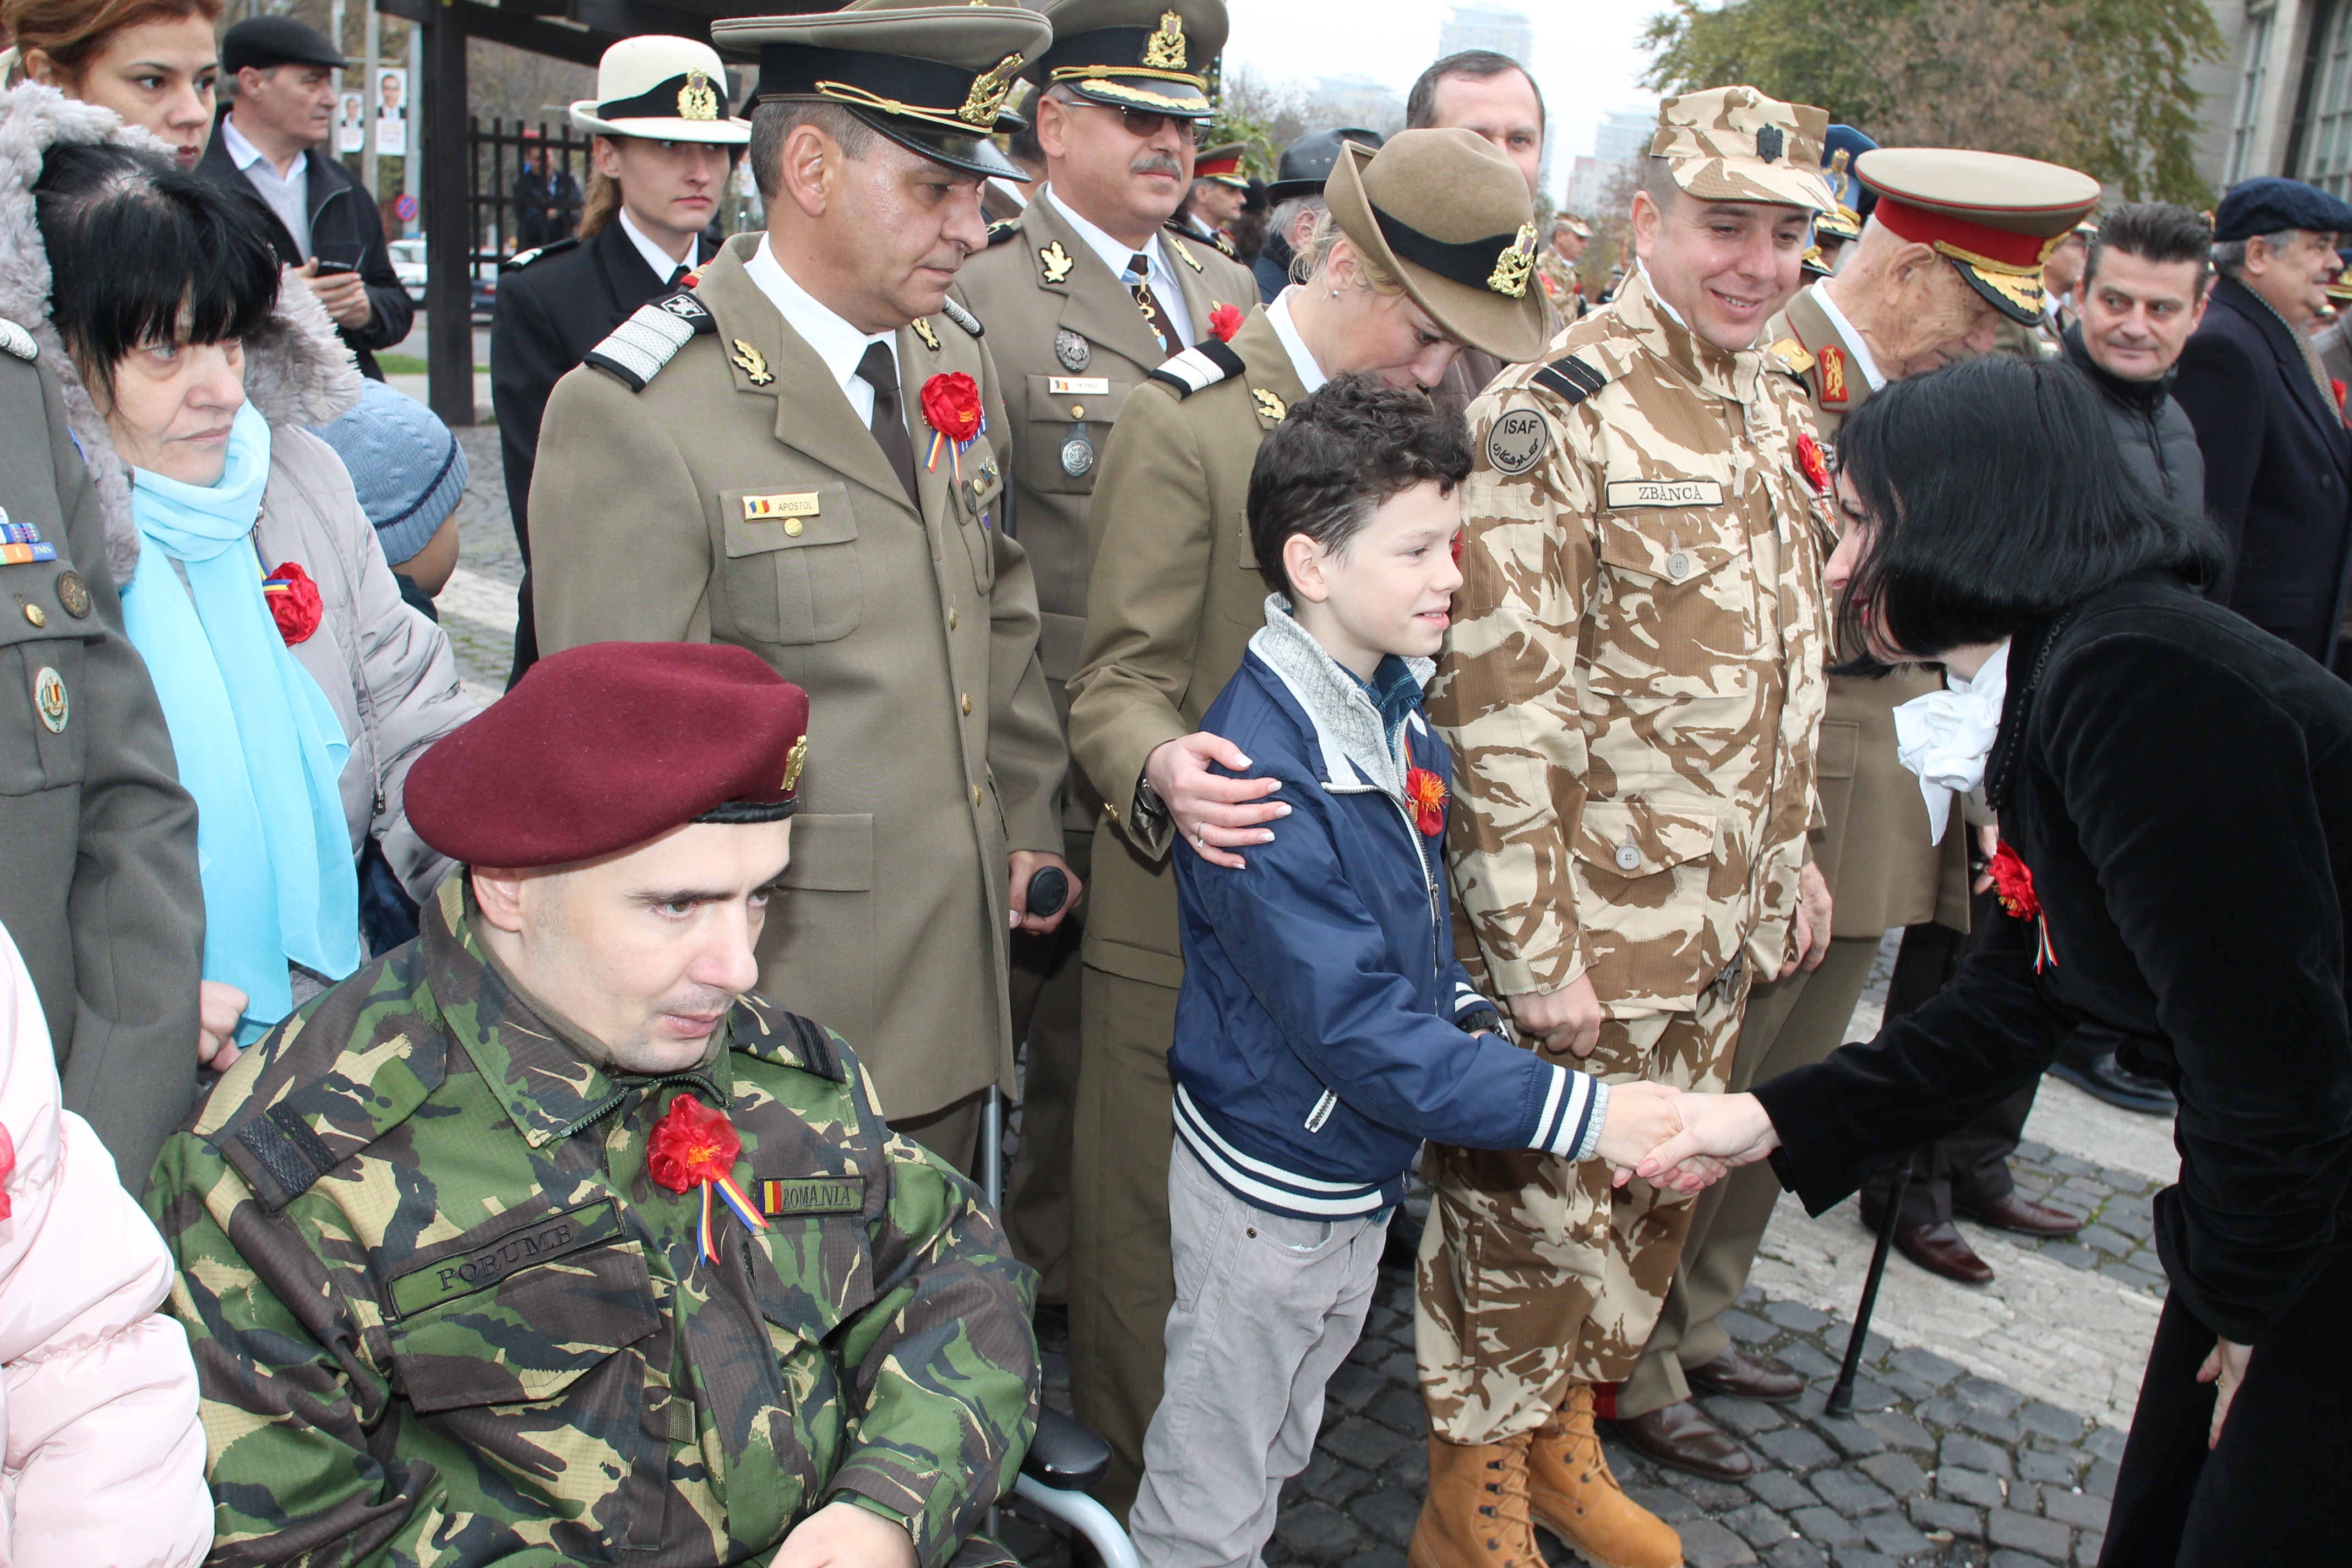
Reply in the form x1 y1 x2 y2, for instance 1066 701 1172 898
1323 128 1548 364
1855 148 2101 323
715 3 1053 179
1027 0 1228 118
1650 86 1834 213
570 36 752 145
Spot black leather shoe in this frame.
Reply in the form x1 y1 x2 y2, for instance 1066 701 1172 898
1685 1345 1805 1403
1954 1191 2083 1238
1895 1221 1995 1284
2049 1050 2177 1115
1605 1400 1755 1480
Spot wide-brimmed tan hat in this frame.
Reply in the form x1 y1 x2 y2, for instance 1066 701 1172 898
570 36 752 145
1322 128 1548 364
1855 148 2101 324
1651 86 1834 213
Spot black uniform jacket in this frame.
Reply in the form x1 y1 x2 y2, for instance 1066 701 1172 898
489 221 712 678
1755 573 2352 1347
2172 275 2352 664
196 117 413 379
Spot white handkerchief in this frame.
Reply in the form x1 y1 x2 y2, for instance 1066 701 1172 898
1891 641 2011 845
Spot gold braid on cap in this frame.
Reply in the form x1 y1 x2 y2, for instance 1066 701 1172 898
1930 230 2069 278
816 62 1025 135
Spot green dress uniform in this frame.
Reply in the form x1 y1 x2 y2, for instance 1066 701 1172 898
148 878 1039 1567
527 236 1066 1142
0 320 202 1182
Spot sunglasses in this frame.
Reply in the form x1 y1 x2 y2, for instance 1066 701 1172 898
1072 100 1212 146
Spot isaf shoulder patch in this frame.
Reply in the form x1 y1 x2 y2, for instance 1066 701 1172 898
583 288 717 391
1147 337 1245 398
1487 405 1550 475
1531 352 1608 406
500 237 579 273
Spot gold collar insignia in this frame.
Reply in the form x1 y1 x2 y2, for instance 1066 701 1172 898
1039 241 1076 285
913 317 942 352
1251 387 1287 422
729 338 774 385
1171 237 1204 272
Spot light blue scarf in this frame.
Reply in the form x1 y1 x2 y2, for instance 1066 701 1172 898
121 404 362 1042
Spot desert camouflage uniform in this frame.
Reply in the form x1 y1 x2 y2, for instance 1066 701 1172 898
147 878 1038 1567
1417 265 1832 1445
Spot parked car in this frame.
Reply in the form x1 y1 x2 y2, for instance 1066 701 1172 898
388 238 428 304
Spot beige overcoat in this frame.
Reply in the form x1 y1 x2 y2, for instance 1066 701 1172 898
530 234 1067 1119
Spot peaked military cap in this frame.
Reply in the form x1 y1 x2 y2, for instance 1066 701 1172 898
1194 140 1249 188
1324 128 1548 364
714 3 1052 180
406 643 813 868
1855 147 2101 324
1266 125 1382 204
1028 0 1227 119
1651 86 1834 213
571 35 752 145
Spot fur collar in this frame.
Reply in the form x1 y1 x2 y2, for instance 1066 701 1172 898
0 84 364 584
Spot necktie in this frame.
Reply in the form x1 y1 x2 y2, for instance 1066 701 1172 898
857 341 922 508
666 263 690 288
1124 251 1174 356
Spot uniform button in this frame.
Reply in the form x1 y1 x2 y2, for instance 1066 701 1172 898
961 692 973 715
1667 551 1691 579
972 785 984 807
1615 843 1643 872
949 608 959 630
1070 404 1086 419
783 518 804 537
21 603 43 628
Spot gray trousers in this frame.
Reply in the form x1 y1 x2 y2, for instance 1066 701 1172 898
1129 1141 1389 1568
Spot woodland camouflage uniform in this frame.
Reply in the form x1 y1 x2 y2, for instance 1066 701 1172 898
148 877 1038 1567
1419 260 1833 1445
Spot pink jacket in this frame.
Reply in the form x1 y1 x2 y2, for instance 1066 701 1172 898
0 923 210 1567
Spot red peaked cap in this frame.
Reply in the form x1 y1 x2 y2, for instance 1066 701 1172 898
407 641 810 868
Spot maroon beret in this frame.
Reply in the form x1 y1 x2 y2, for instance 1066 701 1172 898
407 642 811 868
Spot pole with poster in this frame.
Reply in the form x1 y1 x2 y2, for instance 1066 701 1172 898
359 0 380 197
374 64 410 157
400 28 421 237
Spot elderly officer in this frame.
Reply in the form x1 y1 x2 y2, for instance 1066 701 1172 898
1412 88 1835 1568
148 641 1038 1567
950 0 1253 1309
1179 140 1249 248
493 34 749 681
530 3 1074 1173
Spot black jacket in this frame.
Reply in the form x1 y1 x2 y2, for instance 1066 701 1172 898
196 116 413 380
2059 324 2207 510
2172 275 2352 663
1757 573 2352 1345
488 220 711 676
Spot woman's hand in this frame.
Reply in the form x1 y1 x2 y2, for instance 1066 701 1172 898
1144 733 1287 869
199 981 248 1071
2197 1337 2251 1450
1634 1091 1781 1192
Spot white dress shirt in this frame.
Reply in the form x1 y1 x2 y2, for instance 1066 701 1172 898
1267 287 1328 394
1042 184 1195 349
1813 284 1890 393
221 115 312 259
617 208 698 286
744 235 899 427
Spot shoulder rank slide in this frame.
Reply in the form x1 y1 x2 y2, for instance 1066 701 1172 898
500 236 579 273
583 288 716 392
1766 336 1815 376
1147 337 1246 398
1531 352 1608 406
987 216 1021 247
939 296 984 339
0 317 36 362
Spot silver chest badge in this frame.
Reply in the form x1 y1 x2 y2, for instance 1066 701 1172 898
1055 329 1092 372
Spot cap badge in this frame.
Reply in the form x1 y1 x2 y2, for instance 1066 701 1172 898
782 733 809 792
729 338 774 385
677 70 720 122
1039 241 1076 285
959 53 1023 127
1144 11 1188 70
913 317 942 352
1487 222 1538 299
1756 124 1785 162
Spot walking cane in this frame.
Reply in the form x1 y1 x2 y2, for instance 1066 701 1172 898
1825 1158 1913 1418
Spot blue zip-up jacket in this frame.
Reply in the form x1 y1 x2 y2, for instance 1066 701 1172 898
1170 601 1611 1220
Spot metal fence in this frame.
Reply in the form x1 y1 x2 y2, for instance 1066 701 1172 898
467 116 595 271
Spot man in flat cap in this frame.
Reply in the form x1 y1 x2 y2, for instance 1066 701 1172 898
2174 176 2352 670
950 0 1254 1311
1415 86 1835 1567
148 641 1039 1567
200 17 413 379
530 3 1075 1175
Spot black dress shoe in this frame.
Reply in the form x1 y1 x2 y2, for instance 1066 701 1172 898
1954 1191 2083 1238
1895 1221 1995 1284
1606 1400 1756 1480
1684 1345 1805 1404
2049 1050 2178 1114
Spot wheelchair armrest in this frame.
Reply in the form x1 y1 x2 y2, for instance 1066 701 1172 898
1020 1404 1112 1492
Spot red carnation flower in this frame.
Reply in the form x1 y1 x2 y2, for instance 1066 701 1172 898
646 1093 742 1194
1794 431 1830 496
1986 842 2041 922
919 372 983 445
0 1123 16 1221
262 560 323 645
1405 765 1448 837
1209 302 1245 342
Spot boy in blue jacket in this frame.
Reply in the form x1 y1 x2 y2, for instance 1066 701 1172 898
1126 377 1683 1567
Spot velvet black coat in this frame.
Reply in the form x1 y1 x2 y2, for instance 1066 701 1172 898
2171 275 2352 665
1756 573 2352 1346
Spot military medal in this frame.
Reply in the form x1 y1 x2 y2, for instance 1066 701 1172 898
31 666 65 734
1061 434 1095 477
1054 330 1091 371
919 372 988 496
647 1093 769 1264
53 570 89 619
0 511 55 566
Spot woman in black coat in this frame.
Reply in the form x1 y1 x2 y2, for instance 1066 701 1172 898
1641 356 2352 1568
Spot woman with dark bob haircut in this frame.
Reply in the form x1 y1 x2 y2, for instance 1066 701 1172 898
1639 356 2352 1567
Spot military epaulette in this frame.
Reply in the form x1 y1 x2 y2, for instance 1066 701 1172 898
1766 336 1816 376
0 317 35 362
1147 336 1246 398
499 236 579 273
582 288 716 392
730 994 849 1083
940 295 984 338
987 216 1022 247
1530 352 1608 406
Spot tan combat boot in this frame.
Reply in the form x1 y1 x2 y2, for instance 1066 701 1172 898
1526 1383 1684 1568
1406 1431 1542 1568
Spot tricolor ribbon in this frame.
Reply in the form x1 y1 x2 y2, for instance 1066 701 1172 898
647 1093 771 1264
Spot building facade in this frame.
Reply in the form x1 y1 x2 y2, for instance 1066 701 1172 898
2199 0 2352 198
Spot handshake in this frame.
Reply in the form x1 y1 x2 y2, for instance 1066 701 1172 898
1591 1082 1785 1194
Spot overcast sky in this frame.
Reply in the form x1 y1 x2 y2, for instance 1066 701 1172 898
1223 1 1663 205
